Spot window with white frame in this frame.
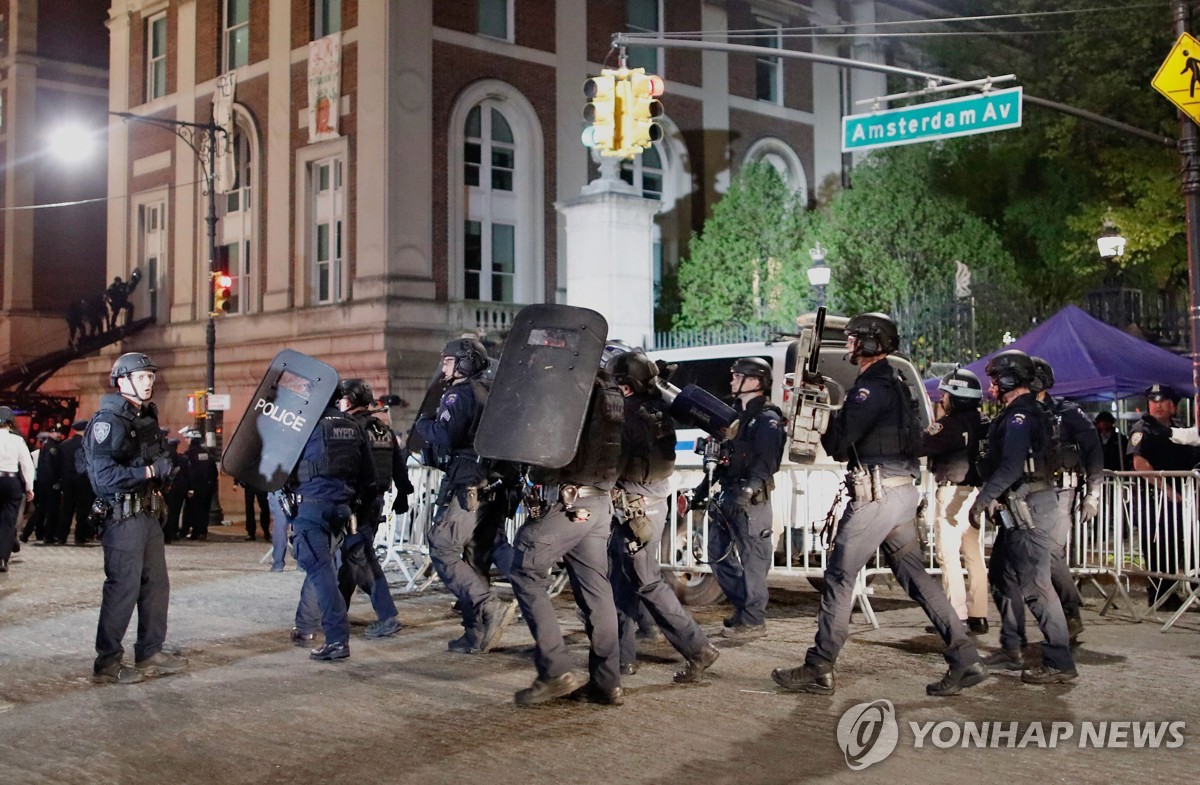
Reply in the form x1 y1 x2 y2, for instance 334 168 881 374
477 0 512 41
218 129 255 314
314 0 341 38
224 0 249 72
754 19 782 104
139 202 166 321
311 156 345 304
147 13 167 100
463 103 519 302
626 0 662 75
619 143 664 201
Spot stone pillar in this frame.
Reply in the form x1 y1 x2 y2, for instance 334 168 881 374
558 162 659 347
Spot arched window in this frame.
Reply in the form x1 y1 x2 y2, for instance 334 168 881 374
744 137 808 205
449 81 544 305
216 108 260 315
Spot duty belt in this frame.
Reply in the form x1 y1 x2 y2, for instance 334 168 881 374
107 490 164 519
879 476 915 489
542 483 608 506
0 471 19 478
1021 479 1055 494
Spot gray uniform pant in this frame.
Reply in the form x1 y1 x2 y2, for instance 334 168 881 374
610 498 708 667
95 511 170 670
1050 488 1082 619
807 485 979 670
428 493 507 613
707 498 773 627
989 489 1075 671
509 494 620 692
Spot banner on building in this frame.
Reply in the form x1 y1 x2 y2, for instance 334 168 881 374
308 33 342 143
212 72 237 194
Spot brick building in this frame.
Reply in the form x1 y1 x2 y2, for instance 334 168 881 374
12 0 915 457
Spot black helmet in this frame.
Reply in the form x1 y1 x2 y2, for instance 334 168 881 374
1030 356 1054 393
731 357 772 390
110 352 156 387
845 312 900 357
0 406 13 424
938 367 983 404
340 378 374 409
600 340 634 372
985 350 1035 394
442 337 489 378
610 351 658 393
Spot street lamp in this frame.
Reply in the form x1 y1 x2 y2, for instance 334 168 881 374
808 241 831 308
1097 214 1127 258
111 112 225 453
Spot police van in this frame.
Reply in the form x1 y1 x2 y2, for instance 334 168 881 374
648 313 935 603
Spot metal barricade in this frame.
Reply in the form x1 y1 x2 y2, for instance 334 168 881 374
1095 470 1200 630
374 464 442 591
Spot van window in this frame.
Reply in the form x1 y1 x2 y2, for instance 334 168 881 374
666 355 774 400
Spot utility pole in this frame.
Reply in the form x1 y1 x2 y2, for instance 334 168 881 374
1173 0 1200 428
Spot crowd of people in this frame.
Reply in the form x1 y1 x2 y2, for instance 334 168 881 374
64 272 141 345
1 309 1197 703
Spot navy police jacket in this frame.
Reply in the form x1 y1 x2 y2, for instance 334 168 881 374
822 359 918 479
714 394 785 496
977 393 1047 505
84 393 167 498
292 406 376 504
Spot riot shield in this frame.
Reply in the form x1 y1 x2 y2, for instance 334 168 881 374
475 304 608 468
222 350 340 492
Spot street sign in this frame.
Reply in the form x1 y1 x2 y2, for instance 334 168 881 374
842 87 1023 153
207 394 231 411
1151 32 1200 126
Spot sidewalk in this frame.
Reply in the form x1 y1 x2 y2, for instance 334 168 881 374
0 540 1196 785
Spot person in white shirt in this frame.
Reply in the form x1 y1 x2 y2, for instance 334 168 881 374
0 406 36 572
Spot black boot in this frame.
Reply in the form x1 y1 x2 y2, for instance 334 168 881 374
771 661 835 694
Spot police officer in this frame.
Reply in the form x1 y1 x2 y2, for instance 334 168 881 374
162 437 188 544
1127 383 1199 610
84 352 188 684
922 367 989 634
336 378 411 639
609 350 720 683
285 391 377 660
25 430 63 544
0 406 35 572
1031 357 1102 642
973 350 1077 684
771 313 986 697
508 366 626 706
692 357 785 640
415 339 515 654
181 429 217 541
58 420 95 545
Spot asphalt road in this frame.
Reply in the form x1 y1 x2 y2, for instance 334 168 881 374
0 530 1196 785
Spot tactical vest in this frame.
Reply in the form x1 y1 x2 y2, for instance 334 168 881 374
854 368 920 461
1016 400 1060 482
296 412 366 485
1049 398 1081 473
358 414 396 489
621 393 677 484
549 376 625 487
83 399 169 493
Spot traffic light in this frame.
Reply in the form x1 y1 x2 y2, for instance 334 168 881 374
582 69 619 155
211 246 232 316
620 69 665 157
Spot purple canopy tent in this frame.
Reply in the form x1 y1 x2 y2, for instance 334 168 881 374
924 305 1196 402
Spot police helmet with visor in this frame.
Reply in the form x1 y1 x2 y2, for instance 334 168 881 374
1030 356 1055 393
442 338 489 378
110 352 156 388
731 357 772 391
938 367 983 408
845 312 900 357
340 378 375 409
985 350 1035 394
610 351 658 394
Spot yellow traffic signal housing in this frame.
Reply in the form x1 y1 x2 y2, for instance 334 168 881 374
620 69 665 157
211 271 232 315
582 69 619 154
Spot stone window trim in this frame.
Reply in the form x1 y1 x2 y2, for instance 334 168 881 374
293 135 351 308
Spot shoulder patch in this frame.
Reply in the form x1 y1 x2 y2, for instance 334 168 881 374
93 422 111 443
853 388 871 403
1130 431 1143 447
438 409 452 422
1011 413 1026 426
444 393 458 407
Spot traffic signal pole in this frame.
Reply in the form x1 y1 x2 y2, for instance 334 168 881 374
1173 0 1200 430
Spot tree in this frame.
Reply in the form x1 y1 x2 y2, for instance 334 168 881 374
674 163 811 331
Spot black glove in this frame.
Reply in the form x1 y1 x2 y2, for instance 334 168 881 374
392 492 409 515
688 486 708 511
968 497 1000 529
150 456 173 479
1079 493 1100 522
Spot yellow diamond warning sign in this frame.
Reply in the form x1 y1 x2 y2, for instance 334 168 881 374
1152 32 1200 125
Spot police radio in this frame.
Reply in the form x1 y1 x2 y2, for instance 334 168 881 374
784 307 845 464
